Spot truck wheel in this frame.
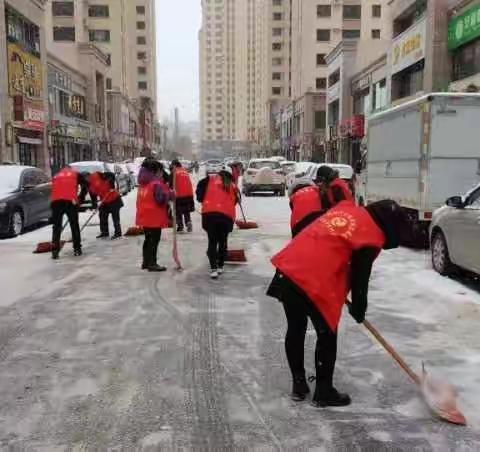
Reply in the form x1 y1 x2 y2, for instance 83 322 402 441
431 231 454 276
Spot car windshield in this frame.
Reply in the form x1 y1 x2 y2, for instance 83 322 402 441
249 161 280 170
0 168 22 192
281 163 296 173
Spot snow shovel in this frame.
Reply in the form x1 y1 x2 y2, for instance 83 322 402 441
235 201 258 230
347 301 467 425
171 172 183 271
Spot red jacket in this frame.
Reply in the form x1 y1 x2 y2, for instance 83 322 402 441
88 172 103 196
327 178 354 205
202 175 237 221
271 201 385 332
96 178 120 204
174 167 194 198
136 180 170 228
290 185 322 231
51 168 79 203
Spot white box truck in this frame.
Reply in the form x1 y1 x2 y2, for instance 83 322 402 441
362 93 480 245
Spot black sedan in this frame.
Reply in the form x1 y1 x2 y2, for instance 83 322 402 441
0 165 52 237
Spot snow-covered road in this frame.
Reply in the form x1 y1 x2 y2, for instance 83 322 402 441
0 189 479 450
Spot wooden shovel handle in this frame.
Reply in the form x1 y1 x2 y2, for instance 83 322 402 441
347 301 420 385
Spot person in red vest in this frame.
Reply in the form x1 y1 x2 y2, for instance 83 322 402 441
50 166 87 259
170 160 194 233
136 158 175 272
267 200 412 407
196 165 239 279
316 165 354 209
96 171 124 240
289 182 324 238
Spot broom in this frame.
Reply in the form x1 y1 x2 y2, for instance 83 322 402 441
33 220 68 254
235 201 258 229
125 225 144 236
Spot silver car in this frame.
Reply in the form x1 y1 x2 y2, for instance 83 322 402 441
430 183 480 276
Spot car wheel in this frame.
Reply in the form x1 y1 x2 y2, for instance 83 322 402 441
431 231 454 275
9 210 24 237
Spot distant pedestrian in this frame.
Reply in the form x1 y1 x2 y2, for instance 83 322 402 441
267 200 412 407
170 159 195 233
196 165 238 279
136 158 175 272
96 172 124 240
316 166 354 209
50 166 87 259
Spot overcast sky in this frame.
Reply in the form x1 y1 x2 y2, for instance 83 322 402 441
155 0 201 123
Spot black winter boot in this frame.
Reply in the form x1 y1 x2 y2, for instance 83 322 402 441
312 386 351 407
290 375 310 402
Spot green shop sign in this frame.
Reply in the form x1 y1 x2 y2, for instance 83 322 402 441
448 4 480 50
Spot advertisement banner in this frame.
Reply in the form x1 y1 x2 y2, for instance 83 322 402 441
7 42 43 99
391 18 426 75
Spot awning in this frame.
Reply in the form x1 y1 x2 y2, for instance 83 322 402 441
17 136 42 145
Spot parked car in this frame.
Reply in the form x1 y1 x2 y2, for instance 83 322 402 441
242 159 286 196
126 162 140 186
106 163 130 195
286 161 316 191
205 159 224 175
0 165 52 237
430 184 480 277
118 163 135 191
280 161 296 176
305 163 355 191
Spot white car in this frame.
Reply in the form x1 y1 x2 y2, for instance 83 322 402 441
286 161 316 191
280 161 296 177
430 183 480 276
242 159 286 196
205 159 224 175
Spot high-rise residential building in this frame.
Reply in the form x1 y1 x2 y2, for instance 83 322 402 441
199 0 267 152
45 0 158 161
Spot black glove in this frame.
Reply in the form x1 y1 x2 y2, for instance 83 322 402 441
348 302 366 324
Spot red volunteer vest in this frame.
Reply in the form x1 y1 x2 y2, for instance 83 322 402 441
88 172 103 195
136 180 170 228
271 201 385 332
328 178 354 205
175 168 194 198
96 179 120 204
51 168 78 203
290 186 322 230
202 175 237 221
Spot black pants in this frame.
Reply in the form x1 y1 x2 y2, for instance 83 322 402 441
99 203 122 236
143 228 162 267
282 296 337 392
176 211 191 230
51 200 81 251
206 223 229 269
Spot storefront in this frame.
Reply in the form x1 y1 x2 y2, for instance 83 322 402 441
390 17 427 102
449 3 480 90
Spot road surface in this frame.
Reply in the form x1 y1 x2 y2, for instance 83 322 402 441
1 190 480 450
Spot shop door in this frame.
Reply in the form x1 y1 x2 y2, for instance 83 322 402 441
19 143 38 167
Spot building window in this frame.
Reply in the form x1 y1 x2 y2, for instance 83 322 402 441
106 78 112 90
53 27 75 41
52 2 74 17
137 51 147 60
272 28 282 36
316 53 326 66
343 5 361 19
328 69 340 86
88 5 109 17
272 43 282 51
273 12 282 20
137 36 146 45
314 111 326 129
138 81 148 90
317 29 330 42
138 66 147 75
136 5 146 14
272 57 283 65
452 39 480 82
372 5 381 18
392 60 424 101
371 29 381 39
137 21 146 30
273 0 282 5
342 29 360 39
317 5 331 18
272 72 282 80
89 29 110 42
272 87 282 95
6 8 41 55
316 78 327 90
106 54 111 66
372 79 387 111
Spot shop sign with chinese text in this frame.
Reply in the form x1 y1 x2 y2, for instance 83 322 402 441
7 43 43 99
448 4 480 50
391 18 426 75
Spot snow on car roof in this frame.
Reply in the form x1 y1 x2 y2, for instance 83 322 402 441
0 165 34 175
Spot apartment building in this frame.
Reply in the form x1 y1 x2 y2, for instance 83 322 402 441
0 0 49 170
